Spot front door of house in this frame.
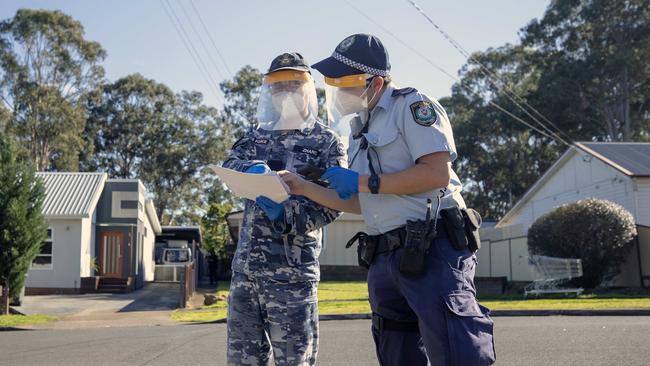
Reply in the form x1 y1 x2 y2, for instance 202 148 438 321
99 231 124 277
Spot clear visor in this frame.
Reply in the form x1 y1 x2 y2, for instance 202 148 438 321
256 70 318 131
323 74 372 138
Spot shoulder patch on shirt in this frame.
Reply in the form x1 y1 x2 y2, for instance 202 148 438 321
254 137 270 145
409 101 437 126
391 87 417 97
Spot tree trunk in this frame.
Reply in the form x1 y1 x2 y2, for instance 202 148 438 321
622 65 631 141
601 100 618 141
1 284 9 315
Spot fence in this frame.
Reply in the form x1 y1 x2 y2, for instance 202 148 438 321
155 264 188 282
179 262 195 308
475 225 533 282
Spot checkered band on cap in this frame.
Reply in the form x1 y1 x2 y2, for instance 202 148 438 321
332 52 389 77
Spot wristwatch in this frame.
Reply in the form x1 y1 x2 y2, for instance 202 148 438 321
368 173 381 194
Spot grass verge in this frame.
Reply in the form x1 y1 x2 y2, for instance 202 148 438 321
171 281 650 322
0 314 57 328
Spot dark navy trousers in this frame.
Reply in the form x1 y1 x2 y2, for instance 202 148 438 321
367 237 496 366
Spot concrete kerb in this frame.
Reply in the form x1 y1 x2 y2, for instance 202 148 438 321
181 309 650 326
9 309 650 331
489 309 650 316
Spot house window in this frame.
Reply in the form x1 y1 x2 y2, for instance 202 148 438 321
120 200 139 209
32 228 53 269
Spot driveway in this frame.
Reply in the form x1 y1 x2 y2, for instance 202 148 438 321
13 283 181 328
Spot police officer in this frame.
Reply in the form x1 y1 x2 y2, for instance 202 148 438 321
222 52 346 365
280 34 496 365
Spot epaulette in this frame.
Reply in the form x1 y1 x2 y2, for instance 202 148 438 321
391 87 417 97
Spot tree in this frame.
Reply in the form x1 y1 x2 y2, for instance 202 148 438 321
220 65 263 138
201 185 234 260
527 198 637 289
522 0 650 142
84 74 175 177
0 9 106 171
440 45 563 220
0 132 47 314
0 104 9 132
442 0 650 220
139 90 229 225
85 75 230 225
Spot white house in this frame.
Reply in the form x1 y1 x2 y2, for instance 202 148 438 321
483 142 650 287
26 173 162 294
27 172 106 294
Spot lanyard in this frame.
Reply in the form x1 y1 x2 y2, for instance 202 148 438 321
350 112 372 168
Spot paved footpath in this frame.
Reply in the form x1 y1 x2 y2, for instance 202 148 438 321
2 316 650 365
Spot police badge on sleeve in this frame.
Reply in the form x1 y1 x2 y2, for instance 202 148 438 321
409 101 437 126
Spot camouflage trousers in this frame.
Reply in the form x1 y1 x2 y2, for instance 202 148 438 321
227 271 319 366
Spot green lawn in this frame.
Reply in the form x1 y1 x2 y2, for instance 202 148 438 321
171 281 650 323
0 314 57 328
479 291 650 310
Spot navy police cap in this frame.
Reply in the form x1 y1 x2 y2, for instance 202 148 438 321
312 33 390 78
267 52 310 75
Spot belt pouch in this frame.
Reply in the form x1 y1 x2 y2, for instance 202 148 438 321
441 207 469 250
399 219 429 276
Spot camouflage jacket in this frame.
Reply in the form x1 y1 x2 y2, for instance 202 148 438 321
223 121 347 282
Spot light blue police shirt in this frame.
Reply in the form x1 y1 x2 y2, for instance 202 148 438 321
348 85 466 235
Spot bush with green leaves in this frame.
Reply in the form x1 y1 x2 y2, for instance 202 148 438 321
0 133 47 313
528 198 637 289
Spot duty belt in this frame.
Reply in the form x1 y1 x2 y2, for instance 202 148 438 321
346 220 448 255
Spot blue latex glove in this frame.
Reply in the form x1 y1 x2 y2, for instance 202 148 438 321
322 166 359 200
246 163 270 174
255 196 285 221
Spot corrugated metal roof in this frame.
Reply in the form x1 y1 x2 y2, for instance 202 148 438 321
36 172 107 218
578 142 650 177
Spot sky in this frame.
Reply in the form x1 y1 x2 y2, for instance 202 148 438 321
1 0 551 109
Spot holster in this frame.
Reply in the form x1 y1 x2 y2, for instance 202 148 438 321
440 207 482 252
463 208 482 252
399 219 432 276
346 232 377 269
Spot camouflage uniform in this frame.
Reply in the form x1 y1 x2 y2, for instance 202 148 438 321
223 121 346 365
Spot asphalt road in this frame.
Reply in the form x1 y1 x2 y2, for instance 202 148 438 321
2 316 650 365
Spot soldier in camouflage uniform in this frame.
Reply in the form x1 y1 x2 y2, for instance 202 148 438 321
222 52 347 365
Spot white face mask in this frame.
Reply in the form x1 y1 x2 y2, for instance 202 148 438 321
333 84 372 117
271 91 307 129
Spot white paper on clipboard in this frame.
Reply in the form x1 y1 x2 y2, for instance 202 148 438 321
207 165 290 203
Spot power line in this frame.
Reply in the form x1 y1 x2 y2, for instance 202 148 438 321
160 0 223 104
164 0 224 103
343 1 457 83
342 0 568 145
176 1 228 81
405 0 573 145
188 0 233 78
405 0 574 146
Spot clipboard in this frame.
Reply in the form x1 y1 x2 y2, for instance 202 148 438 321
207 165 289 203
